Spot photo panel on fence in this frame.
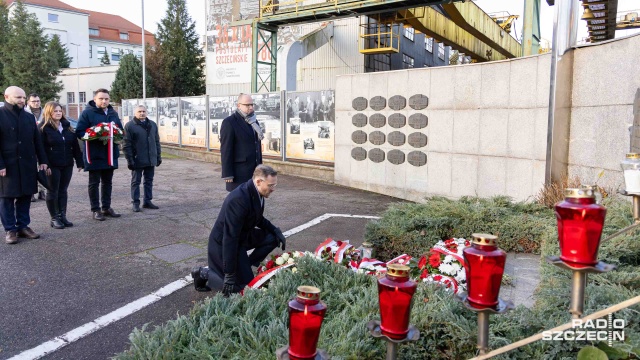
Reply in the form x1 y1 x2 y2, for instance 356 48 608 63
121 99 139 126
157 97 180 144
180 96 207 147
208 96 236 150
251 92 282 157
142 98 158 123
285 90 335 162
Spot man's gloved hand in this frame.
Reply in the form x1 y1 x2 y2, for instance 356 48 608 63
157 159 162 167
273 227 286 251
127 163 135 170
222 272 237 297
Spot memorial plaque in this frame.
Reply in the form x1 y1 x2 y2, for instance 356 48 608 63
369 131 386 145
351 147 367 161
369 148 385 163
352 97 368 111
408 113 428 129
388 113 406 128
369 113 386 128
352 130 367 144
408 132 428 148
388 131 406 146
408 151 427 167
352 113 367 127
409 94 429 110
369 96 387 111
389 95 407 110
387 150 405 165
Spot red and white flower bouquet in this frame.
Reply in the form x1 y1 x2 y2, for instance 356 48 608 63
81 122 124 145
416 238 470 293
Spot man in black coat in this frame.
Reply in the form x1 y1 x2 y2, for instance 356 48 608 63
75 88 123 221
123 105 162 212
191 165 286 296
220 93 263 192
0 86 49 244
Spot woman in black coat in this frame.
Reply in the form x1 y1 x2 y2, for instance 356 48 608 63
39 102 83 228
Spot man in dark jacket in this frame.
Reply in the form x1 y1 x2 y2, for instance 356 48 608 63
75 88 123 221
123 105 161 212
191 165 286 295
220 93 263 192
0 86 49 244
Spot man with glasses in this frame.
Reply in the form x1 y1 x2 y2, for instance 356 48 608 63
191 165 286 295
25 94 46 201
220 93 263 191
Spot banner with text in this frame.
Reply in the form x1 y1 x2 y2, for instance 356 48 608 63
157 97 180 144
180 96 208 148
285 90 335 162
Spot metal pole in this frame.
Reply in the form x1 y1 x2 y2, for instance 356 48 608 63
569 271 587 319
70 43 81 109
633 195 640 221
477 312 490 355
141 0 146 100
385 341 397 360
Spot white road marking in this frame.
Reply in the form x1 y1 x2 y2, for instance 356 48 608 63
9 213 380 360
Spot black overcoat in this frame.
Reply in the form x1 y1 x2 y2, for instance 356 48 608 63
39 119 84 168
0 104 48 197
207 179 276 275
122 117 161 168
219 112 262 191
75 101 123 171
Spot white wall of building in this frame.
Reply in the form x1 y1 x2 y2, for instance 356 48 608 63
14 4 90 68
88 39 143 67
57 65 119 105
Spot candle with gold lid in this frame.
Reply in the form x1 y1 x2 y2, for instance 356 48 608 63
288 286 327 360
377 264 417 340
463 233 507 309
622 153 640 193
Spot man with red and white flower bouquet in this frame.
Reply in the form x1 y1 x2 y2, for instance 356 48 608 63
191 165 286 296
75 89 124 221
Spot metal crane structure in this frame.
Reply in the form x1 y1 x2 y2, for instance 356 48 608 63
243 0 526 92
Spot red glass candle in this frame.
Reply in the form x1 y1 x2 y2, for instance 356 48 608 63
555 188 607 268
377 264 417 340
463 233 507 309
288 286 327 360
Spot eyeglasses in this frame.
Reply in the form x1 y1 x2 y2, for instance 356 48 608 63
258 178 277 189
239 103 255 107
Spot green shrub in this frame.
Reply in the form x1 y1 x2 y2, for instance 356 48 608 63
365 196 554 260
116 197 640 359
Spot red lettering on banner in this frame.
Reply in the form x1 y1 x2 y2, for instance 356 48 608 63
166 135 178 143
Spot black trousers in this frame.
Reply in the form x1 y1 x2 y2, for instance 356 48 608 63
46 166 73 211
207 228 277 291
88 169 114 212
0 195 31 232
130 166 154 205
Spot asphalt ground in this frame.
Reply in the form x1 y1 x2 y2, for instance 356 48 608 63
0 156 402 359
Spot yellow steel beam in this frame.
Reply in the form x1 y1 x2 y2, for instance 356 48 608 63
442 2 522 58
401 8 507 62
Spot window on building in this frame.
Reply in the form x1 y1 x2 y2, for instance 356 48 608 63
48 13 58 22
67 92 75 104
89 28 99 36
425 37 433 52
111 48 121 61
136 50 143 59
126 49 134 55
79 92 86 104
403 27 414 41
120 32 129 40
365 53 391 73
438 42 445 60
89 45 92 58
97 46 106 55
402 54 414 69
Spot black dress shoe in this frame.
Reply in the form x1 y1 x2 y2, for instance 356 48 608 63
132 203 141 212
101 208 121 217
143 202 159 209
93 211 106 221
191 267 211 292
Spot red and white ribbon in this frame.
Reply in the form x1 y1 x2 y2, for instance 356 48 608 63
107 121 114 166
85 141 91 164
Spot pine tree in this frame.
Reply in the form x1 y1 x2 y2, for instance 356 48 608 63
0 0 11 90
145 44 171 97
110 53 154 103
100 52 111 65
47 34 72 68
156 0 205 96
2 1 62 100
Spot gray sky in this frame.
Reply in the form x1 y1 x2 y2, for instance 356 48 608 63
62 0 639 44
